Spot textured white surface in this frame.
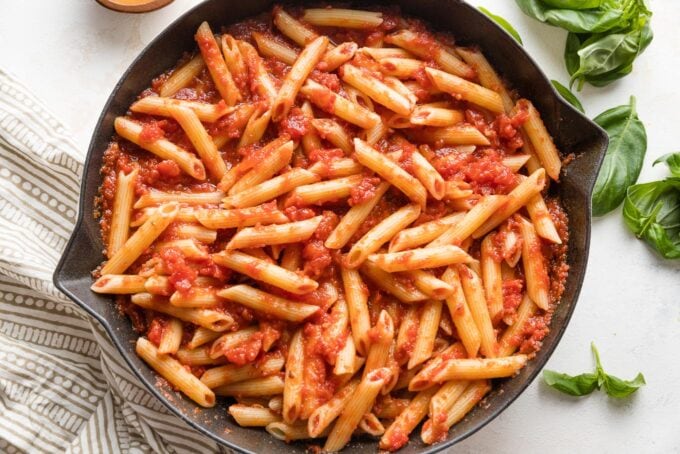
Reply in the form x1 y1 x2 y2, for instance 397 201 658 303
1 0 678 452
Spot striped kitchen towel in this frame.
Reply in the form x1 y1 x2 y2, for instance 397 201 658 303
0 69 225 453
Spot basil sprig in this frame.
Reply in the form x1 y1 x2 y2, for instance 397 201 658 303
516 0 653 90
591 96 647 216
543 343 645 398
550 80 584 113
479 7 523 44
623 155 680 258
653 152 680 178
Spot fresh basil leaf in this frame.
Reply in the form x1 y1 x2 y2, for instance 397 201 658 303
543 370 599 396
479 7 523 44
592 96 647 216
602 372 646 398
515 0 624 33
551 80 585 113
570 22 653 88
623 178 680 259
517 0 653 89
544 343 646 398
591 343 646 398
541 0 602 10
653 152 680 177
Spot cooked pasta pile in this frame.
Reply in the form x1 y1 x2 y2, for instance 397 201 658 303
93 5 569 451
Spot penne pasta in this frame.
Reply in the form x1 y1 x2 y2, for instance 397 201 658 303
409 300 443 369
473 169 547 238
134 190 223 209
499 293 538 357
518 216 550 310
369 245 472 272
195 203 289 229
237 105 272 149
354 138 427 207
168 104 227 179
201 355 284 388
379 387 438 451
300 79 380 129
283 329 304 423
287 174 364 206
229 404 280 427
303 8 383 29
223 168 320 209
157 318 183 355
458 265 497 358
221 34 249 90
385 30 474 79
319 42 358 72
228 140 294 195
215 375 285 397
310 118 353 154
130 96 233 123
101 203 178 275
114 117 206 180
411 150 446 200
411 105 465 127
425 67 504 113
225 216 322 249
91 274 146 294
253 32 299 65
271 36 329 121
420 381 491 444
159 54 205 97
430 355 528 382
217 285 320 322
389 213 464 252
195 22 241 105
131 293 234 331
213 250 318 294
236 41 278 101
428 195 507 247
360 260 429 303
136 337 215 407
519 99 562 180
481 235 504 323
346 203 421 268
407 125 491 146
273 7 319 47
526 194 562 244
324 368 391 451
174 223 217 243
341 64 414 116
405 269 455 300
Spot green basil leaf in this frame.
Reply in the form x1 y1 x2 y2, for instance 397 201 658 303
543 370 599 396
591 343 645 398
541 0 602 10
515 0 624 33
653 152 680 177
565 33 584 77
551 80 585 113
592 96 647 216
571 30 641 81
479 7 523 44
584 62 634 87
602 372 646 398
623 178 680 259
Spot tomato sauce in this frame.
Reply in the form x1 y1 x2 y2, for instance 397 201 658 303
94 6 571 450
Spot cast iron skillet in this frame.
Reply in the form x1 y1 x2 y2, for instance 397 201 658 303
54 1 608 452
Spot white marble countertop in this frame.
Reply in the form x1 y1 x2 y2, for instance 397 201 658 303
1 0 678 452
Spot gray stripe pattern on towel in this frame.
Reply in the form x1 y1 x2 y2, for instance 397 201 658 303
0 69 225 453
